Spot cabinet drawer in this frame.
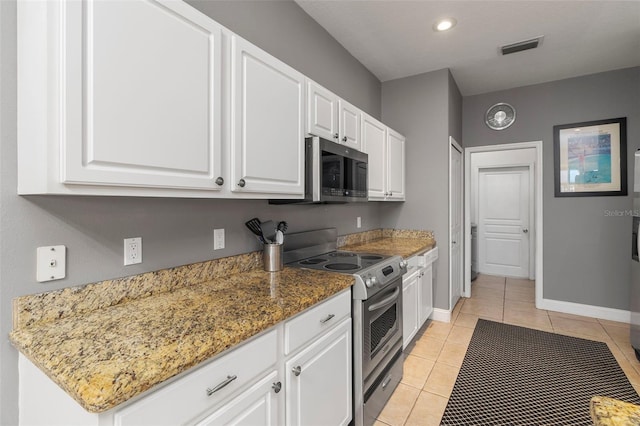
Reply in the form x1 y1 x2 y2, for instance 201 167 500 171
284 290 350 355
114 329 278 426
419 247 439 266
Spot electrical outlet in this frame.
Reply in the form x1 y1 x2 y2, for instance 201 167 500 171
124 237 142 265
214 228 225 250
36 245 66 282
357 217 362 228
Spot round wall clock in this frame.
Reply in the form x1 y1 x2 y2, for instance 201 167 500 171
485 103 516 130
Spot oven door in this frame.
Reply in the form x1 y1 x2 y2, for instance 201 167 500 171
362 278 403 381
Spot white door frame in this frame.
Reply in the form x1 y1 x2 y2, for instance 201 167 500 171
464 141 543 308
449 136 464 309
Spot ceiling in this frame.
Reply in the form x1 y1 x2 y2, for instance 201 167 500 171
295 1 640 96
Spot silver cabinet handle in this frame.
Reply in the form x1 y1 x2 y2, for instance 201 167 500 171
342 136 347 142
215 177 224 186
272 382 282 393
292 366 302 376
333 133 339 139
237 179 246 187
206 375 237 396
523 229 529 233
320 313 335 324
381 374 392 389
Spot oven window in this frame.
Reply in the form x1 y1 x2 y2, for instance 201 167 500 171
370 305 397 354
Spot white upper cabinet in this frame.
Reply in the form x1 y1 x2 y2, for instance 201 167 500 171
386 128 406 200
338 99 362 151
361 113 387 200
306 80 362 151
230 35 305 197
361 113 406 201
18 0 225 195
306 81 339 142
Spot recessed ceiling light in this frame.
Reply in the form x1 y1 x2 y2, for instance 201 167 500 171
434 18 457 32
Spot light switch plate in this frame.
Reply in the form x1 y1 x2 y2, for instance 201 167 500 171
36 245 66 282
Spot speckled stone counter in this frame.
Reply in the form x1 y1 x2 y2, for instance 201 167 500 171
340 229 436 259
591 396 640 425
10 260 353 413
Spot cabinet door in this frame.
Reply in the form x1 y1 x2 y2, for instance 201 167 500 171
306 81 338 141
285 318 352 426
61 0 224 190
361 113 387 200
230 35 305 197
419 265 434 326
386 128 406 201
402 273 419 349
338 99 362 151
195 371 280 426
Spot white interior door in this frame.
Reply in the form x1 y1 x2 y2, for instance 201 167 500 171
450 138 463 309
478 167 530 277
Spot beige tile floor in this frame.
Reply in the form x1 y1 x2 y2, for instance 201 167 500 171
374 274 640 426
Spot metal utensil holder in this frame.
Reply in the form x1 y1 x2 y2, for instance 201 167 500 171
263 243 283 272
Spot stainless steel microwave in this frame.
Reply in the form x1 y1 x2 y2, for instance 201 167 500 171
271 137 368 204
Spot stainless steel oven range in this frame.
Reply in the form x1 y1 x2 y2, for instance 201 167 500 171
284 229 407 426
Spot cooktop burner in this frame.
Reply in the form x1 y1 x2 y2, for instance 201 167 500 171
324 263 360 271
299 258 328 265
289 250 391 273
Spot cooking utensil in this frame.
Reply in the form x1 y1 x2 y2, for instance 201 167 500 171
245 218 265 243
275 221 287 244
260 220 276 243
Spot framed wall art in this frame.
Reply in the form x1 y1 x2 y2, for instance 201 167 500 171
554 117 627 197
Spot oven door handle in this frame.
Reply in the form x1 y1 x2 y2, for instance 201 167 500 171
367 287 400 312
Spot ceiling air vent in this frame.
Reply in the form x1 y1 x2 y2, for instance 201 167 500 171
500 36 544 56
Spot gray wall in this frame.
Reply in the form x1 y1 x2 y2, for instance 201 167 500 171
380 69 463 310
0 1 382 424
186 0 381 118
463 67 640 310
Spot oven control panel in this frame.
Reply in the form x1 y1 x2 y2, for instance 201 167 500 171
355 256 407 298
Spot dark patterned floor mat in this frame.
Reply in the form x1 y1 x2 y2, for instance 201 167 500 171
440 319 640 425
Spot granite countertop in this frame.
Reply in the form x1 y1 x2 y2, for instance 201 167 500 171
10 266 354 413
591 396 640 425
341 234 436 259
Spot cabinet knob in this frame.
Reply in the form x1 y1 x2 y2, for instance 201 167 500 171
272 381 282 394
206 375 237 396
292 366 302 376
389 192 393 196
342 136 347 142
523 228 529 234
215 177 224 186
237 178 246 188
334 133 339 139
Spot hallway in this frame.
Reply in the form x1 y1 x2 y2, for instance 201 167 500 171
374 274 640 426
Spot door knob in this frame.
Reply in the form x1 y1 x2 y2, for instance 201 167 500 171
523 229 529 234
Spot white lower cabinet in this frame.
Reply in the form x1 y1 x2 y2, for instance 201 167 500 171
285 318 352 426
402 270 420 349
194 371 280 426
18 290 352 426
402 248 438 349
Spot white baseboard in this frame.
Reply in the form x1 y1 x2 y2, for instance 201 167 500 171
538 298 630 323
431 308 451 323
